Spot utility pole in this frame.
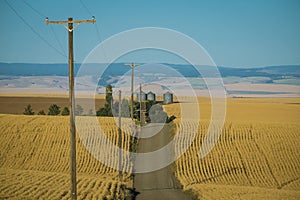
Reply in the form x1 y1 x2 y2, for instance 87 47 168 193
118 90 122 181
46 17 95 200
139 84 144 126
124 63 140 120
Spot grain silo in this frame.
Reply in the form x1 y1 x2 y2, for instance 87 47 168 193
147 91 156 102
163 91 173 104
136 91 147 102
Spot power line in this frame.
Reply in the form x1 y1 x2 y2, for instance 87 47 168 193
79 0 93 16
22 0 46 18
94 22 105 42
22 0 67 58
4 0 67 58
22 0 67 57
50 26 67 58
79 0 103 42
79 0 108 62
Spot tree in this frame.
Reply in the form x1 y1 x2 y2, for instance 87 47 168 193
23 104 34 115
61 107 70 116
105 84 113 103
133 100 156 122
104 84 113 116
75 105 84 116
96 84 113 116
149 104 167 123
147 103 176 123
132 101 140 120
48 104 60 115
37 110 46 115
96 108 107 116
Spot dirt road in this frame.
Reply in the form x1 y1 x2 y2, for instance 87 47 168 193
133 124 192 200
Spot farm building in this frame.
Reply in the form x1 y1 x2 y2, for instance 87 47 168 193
163 92 173 104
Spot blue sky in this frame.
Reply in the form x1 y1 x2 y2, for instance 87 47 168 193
0 0 299 67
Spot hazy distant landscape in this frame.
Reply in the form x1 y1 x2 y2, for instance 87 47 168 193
1 63 299 97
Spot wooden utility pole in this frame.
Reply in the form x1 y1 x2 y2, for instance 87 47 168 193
46 17 95 200
118 90 122 181
124 63 140 119
139 84 144 126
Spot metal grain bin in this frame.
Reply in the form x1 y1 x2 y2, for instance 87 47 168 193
136 91 147 102
163 92 173 104
147 91 156 102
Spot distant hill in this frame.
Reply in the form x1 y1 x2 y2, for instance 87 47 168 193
0 62 299 86
218 65 300 78
1 62 299 77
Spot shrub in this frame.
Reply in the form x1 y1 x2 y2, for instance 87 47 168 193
61 107 70 116
96 108 107 116
48 104 61 115
37 110 46 115
23 104 34 115
166 115 176 123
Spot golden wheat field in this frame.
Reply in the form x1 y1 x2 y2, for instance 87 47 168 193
173 120 300 199
165 97 300 199
0 97 300 199
164 97 300 123
0 115 134 199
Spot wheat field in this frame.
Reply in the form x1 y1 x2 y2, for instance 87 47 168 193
173 120 300 199
164 97 300 123
1 97 300 199
0 115 134 199
167 97 300 199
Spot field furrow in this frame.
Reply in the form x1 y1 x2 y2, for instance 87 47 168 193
0 115 134 199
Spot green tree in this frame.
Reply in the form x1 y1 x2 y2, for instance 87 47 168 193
133 100 156 122
104 84 113 116
37 110 46 115
48 104 61 115
75 105 84 116
105 84 113 103
96 84 113 116
96 108 107 116
61 107 70 116
23 104 34 115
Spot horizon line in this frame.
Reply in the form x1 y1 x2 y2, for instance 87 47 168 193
1 62 300 69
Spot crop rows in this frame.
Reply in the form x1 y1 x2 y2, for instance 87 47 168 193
0 114 134 199
173 120 300 199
